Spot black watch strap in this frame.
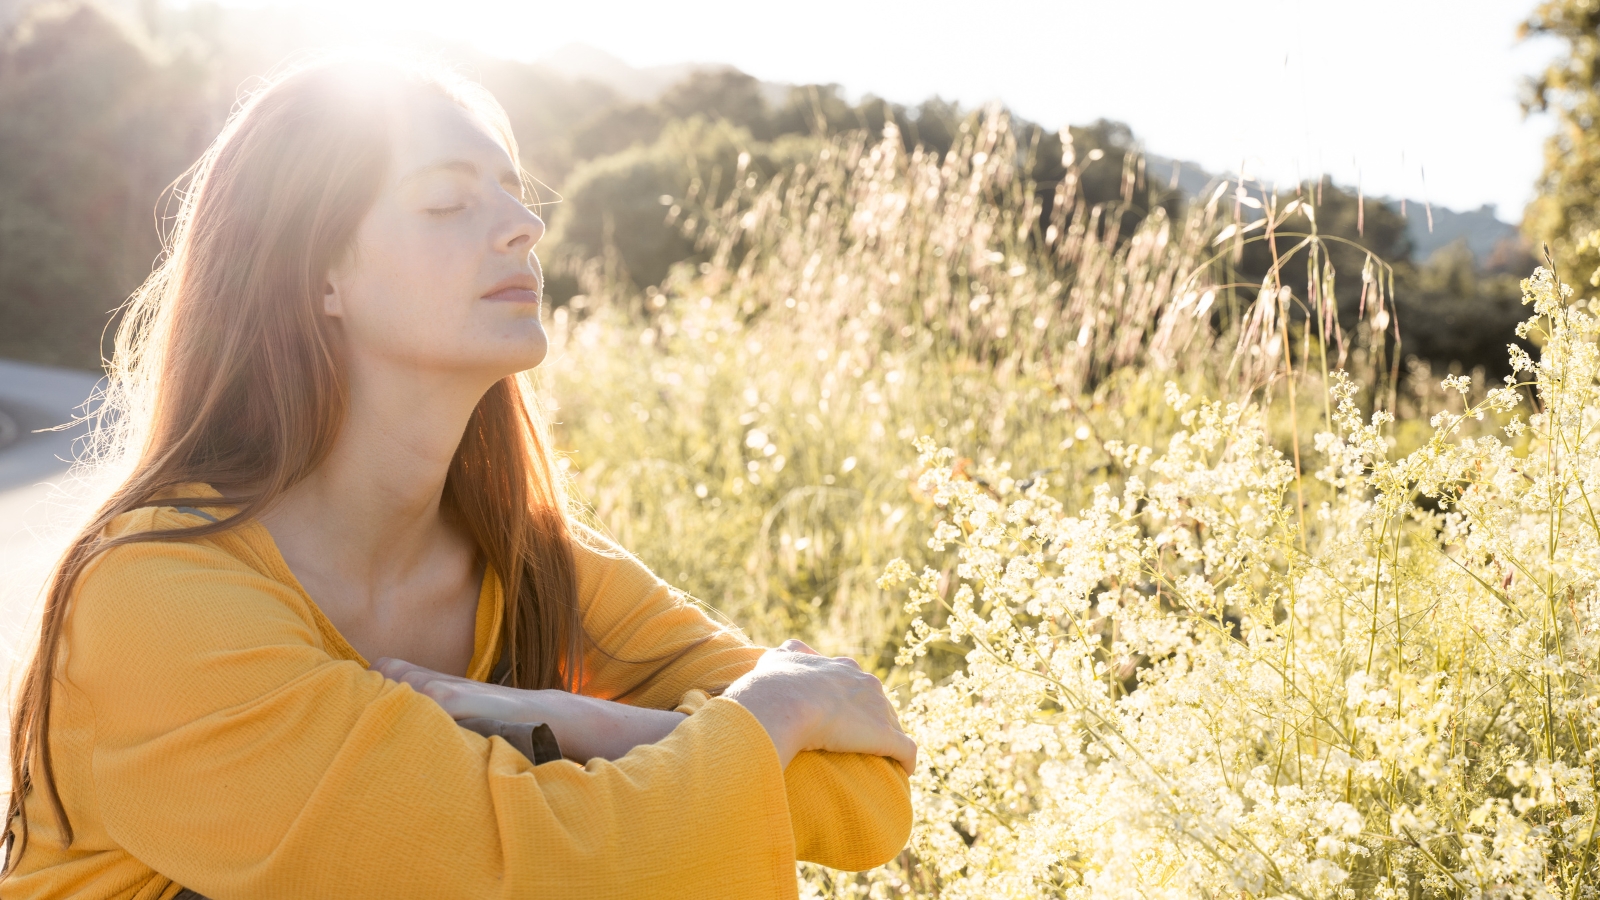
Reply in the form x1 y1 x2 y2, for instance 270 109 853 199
457 717 563 765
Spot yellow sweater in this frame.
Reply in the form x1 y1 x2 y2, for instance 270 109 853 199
3 491 910 899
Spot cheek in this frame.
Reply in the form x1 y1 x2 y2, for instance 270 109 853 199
339 232 479 354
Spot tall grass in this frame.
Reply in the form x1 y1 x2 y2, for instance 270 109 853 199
541 115 1577 897
545 114 1392 663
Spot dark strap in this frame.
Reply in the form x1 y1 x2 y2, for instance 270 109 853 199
458 717 562 765
172 506 219 523
463 618 563 758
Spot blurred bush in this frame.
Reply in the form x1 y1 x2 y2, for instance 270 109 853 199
548 120 822 292
0 0 1546 383
0 0 214 365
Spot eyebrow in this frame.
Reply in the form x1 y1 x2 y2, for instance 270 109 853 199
399 159 523 195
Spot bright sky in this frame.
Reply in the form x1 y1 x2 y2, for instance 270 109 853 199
244 0 1560 221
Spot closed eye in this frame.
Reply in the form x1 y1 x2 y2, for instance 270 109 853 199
426 205 467 217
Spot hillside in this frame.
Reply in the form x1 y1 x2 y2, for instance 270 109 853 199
0 5 1535 376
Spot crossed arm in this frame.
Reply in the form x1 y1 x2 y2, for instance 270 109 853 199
57 524 910 899
374 637 916 772
377 536 915 868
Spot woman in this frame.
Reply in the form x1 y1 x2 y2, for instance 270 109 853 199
3 54 914 899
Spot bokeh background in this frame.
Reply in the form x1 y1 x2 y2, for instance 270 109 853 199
1 0 1593 664
2 0 1595 642
0 0 1576 372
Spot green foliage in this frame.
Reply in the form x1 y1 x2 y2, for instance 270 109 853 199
1396 239 1536 376
658 69 770 136
547 114 1596 898
1522 0 1600 284
545 111 1190 300
545 115 1410 669
548 119 822 292
567 102 667 163
473 57 626 188
0 0 213 367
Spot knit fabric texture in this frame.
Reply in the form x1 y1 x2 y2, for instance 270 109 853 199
3 487 910 899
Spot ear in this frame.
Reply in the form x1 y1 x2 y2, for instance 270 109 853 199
322 277 345 318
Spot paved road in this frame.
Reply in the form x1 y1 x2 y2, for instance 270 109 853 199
0 359 101 669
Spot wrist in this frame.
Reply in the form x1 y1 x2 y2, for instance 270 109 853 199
723 679 814 769
537 690 601 761
544 692 688 762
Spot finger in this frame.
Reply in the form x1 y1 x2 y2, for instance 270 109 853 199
887 703 905 730
779 639 819 655
831 655 862 670
375 659 479 689
416 669 480 686
370 657 415 678
398 670 439 691
893 734 919 775
395 667 468 694
373 658 468 685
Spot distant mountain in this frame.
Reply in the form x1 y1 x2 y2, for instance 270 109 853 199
537 44 713 102
1393 202 1521 264
535 44 803 115
1145 153 1220 199
2 0 142 29
1145 152 1523 267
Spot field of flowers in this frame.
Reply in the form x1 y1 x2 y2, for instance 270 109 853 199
542 117 1600 898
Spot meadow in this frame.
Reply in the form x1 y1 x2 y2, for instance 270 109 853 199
542 116 1600 897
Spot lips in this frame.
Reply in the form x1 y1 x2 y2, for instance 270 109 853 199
482 274 541 304
484 287 540 304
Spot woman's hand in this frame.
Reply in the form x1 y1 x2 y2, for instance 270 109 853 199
722 640 918 775
371 658 687 763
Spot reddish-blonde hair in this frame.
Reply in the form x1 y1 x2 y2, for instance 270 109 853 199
6 54 584 863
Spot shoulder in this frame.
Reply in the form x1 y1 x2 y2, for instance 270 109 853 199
88 481 262 588
97 481 240 542
87 496 262 598
565 523 713 618
563 522 746 644
567 523 662 597
71 500 314 669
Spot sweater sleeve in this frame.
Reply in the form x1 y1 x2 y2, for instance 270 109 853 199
572 536 912 871
63 532 798 900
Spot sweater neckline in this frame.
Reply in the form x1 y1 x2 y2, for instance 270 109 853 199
167 482 505 682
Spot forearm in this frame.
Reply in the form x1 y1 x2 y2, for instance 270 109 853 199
513 689 688 763
373 659 692 763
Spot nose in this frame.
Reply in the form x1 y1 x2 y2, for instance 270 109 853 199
499 199 545 254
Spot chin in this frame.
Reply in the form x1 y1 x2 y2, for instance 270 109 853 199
498 326 550 374
459 314 548 377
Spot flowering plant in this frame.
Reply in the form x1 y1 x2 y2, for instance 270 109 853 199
843 268 1600 898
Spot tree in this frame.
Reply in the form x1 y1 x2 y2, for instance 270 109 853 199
1521 0 1600 284
0 0 213 367
1394 239 1532 377
546 119 820 294
658 69 770 137
475 59 623 188
568 102 667 163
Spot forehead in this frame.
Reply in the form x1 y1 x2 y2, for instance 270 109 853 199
388 91 515 178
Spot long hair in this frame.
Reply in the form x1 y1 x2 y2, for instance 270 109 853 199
5 54 585 864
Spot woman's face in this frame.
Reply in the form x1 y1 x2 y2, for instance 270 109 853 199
324 91 547 380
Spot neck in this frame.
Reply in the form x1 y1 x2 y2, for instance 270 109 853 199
264 356 497 586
